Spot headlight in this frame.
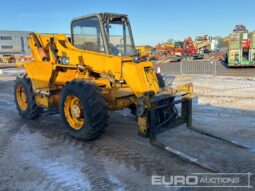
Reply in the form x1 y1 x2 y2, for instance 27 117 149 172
60 57 69 65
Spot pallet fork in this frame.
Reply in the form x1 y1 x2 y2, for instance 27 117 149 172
147 89 247 172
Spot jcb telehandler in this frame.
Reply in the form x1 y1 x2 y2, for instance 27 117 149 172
15 12 218 170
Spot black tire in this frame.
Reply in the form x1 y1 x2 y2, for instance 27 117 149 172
156 73 165 88
14 75 43 119
60 79 108 141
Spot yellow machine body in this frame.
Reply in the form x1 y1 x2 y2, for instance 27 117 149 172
20 33 163 110
136 45 153 53
135 45 156 60
16 13 192 138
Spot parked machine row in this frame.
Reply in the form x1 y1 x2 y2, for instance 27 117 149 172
138 35 220 62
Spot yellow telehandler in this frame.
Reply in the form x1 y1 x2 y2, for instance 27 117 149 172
15 12 216 169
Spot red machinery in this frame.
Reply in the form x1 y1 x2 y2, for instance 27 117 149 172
242 39 250 51
182 37 196 56
156 43 175 55
155 37 198 60
169 38 197 57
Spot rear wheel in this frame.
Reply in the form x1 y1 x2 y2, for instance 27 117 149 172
14 75 43 119
60 79 108 141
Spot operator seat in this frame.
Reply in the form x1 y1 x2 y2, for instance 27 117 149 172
83 42 97 52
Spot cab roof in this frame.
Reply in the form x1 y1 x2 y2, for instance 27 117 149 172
72 12 128 23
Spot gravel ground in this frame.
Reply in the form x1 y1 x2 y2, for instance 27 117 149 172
0 68 254 190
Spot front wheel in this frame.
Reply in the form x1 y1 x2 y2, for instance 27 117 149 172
60 79 108 141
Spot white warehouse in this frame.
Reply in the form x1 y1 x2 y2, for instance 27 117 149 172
0 30 31 57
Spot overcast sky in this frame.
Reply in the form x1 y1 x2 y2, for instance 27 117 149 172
0 0 254 45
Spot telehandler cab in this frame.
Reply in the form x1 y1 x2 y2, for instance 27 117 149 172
14 12 217 169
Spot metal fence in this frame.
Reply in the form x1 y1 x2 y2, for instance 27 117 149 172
181 60 216 76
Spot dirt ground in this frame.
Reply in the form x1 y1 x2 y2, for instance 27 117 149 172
0 67 254 190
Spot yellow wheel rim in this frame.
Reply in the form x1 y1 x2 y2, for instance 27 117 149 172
64 95 85 130
16 85 28 111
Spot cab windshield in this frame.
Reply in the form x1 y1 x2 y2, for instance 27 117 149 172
105 21 135 56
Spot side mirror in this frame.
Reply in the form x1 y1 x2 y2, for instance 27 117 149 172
133 50 140 63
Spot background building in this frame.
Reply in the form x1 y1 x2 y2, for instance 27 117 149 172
0 30 31 57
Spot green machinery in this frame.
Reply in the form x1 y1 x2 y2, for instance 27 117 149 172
227 31 255 67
